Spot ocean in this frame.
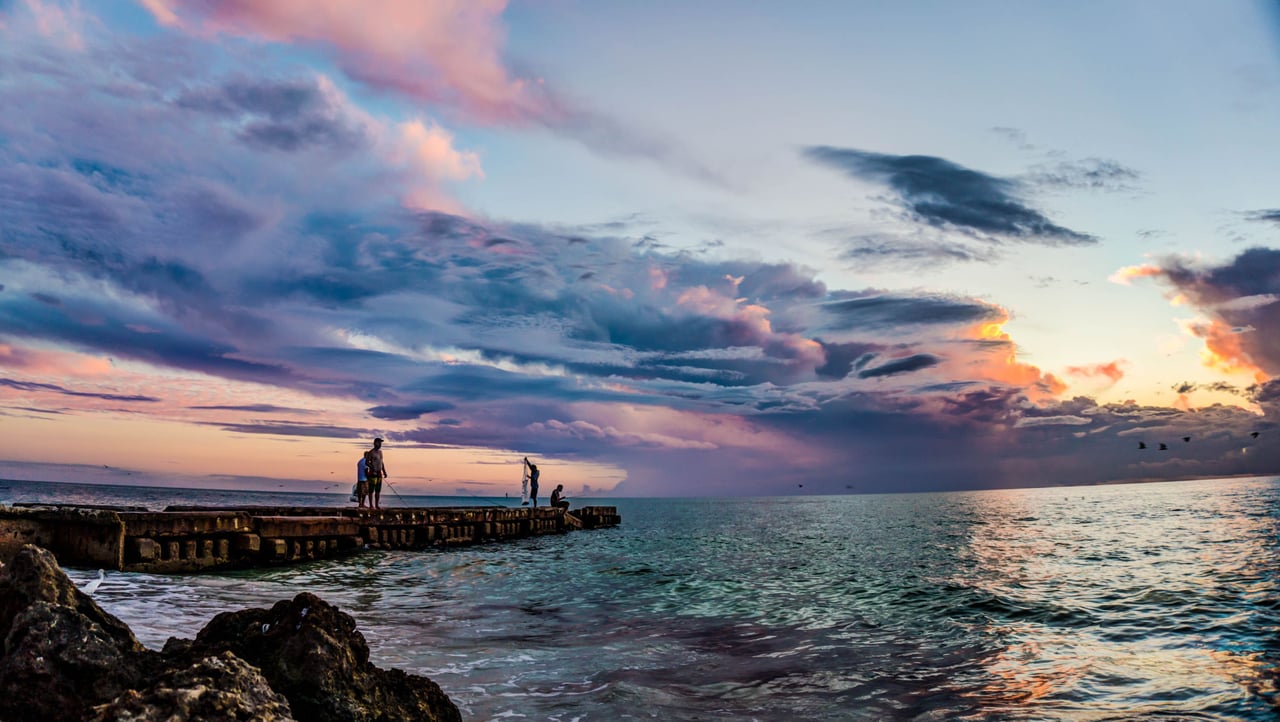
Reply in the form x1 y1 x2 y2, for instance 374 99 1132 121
4 476 1279 720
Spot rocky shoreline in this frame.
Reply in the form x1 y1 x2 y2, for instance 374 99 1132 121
0 544 461 721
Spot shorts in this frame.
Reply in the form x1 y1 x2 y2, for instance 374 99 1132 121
367 474 383 493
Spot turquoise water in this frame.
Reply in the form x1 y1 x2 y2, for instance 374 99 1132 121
8 477 1280 720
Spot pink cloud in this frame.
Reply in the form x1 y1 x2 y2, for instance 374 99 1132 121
142 0 552 125
21 0 86 50
392 119 483 212
1065 360 1126 389
0 344 114 377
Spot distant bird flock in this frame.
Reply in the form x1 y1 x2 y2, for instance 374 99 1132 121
1138 431 1263 450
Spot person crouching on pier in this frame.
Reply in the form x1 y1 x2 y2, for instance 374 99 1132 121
367 437 388 509
550 484 569 511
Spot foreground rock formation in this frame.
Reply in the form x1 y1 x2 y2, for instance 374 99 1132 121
0 544 462 722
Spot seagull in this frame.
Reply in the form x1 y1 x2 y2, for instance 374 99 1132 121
1251 432 1260 439
1182 436 1191 442
1159 443 1168 450
81 569 105 595
1138 442 1147 449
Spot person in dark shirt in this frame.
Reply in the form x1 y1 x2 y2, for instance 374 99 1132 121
523 456 540 507
550 484 569 511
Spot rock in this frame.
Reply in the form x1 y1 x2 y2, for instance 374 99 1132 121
172 591 461 722
0 545 158 722
87 650 295 722
0 545 461 722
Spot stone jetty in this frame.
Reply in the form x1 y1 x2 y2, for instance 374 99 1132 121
0 503 621 573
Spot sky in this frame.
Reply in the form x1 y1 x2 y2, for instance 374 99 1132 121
0 0 1278 497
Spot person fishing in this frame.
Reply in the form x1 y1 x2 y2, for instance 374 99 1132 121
367 437 388 509
523 456 540 507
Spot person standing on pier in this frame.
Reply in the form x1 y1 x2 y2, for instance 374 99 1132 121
523 457 540 507
367 437 388 509
355 451 371 508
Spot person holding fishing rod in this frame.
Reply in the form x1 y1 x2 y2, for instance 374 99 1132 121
367 437 388 509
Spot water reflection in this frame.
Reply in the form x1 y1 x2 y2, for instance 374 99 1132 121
949 479 1280 717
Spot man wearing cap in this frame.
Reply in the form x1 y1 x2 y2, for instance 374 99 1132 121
367 437 388 509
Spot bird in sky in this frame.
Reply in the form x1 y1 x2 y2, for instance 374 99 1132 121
1138 442 1147 449
1182 436 1190 442
1251 431 1261 438
1158 443 1168 450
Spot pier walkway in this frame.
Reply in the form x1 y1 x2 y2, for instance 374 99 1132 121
0 503 621 573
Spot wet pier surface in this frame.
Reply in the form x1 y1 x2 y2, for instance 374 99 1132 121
0 503 621 573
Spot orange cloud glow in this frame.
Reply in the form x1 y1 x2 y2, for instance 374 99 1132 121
1182 319 1269 383
1108 263 1163 285
963 313 1067 399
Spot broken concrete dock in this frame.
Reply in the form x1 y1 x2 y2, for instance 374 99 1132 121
0 503 621 573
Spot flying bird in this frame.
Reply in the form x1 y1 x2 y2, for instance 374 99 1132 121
1138 442 1147 449
1158 443 1168 450
1251 431 1260 438
1182 436 1190 442
81 569 105 595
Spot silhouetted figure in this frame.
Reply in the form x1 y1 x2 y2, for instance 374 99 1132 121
1251 431 1261 438
550 484 569 511
1182 436 1191 442
1138 441 1147 449
1158 443 1168 450
523 457 540 507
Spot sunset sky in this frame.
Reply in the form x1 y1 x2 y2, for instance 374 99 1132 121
1 0 1278 497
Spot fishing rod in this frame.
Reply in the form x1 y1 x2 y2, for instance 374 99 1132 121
381 477 408 506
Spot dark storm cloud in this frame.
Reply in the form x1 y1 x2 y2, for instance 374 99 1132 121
0 294 291 385
820 294 1001 331
1251 379 1280 403
0 378 160 403
937 386 1022 421
839 235 998 266
815 340 880 380
367 400 456 421
176 76 368 152
804 146 1095 244
857 354 940 378
1245 209 1280 224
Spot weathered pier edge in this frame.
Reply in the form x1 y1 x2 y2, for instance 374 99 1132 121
0 503 621 573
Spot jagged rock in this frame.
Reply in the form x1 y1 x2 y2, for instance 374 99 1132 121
87 650 295 722
0 545 158 722
0 545 461 722
172 591 461 722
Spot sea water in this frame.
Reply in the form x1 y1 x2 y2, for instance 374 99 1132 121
6 476 1280 720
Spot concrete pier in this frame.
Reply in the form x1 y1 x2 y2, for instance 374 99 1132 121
0 503 621 573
